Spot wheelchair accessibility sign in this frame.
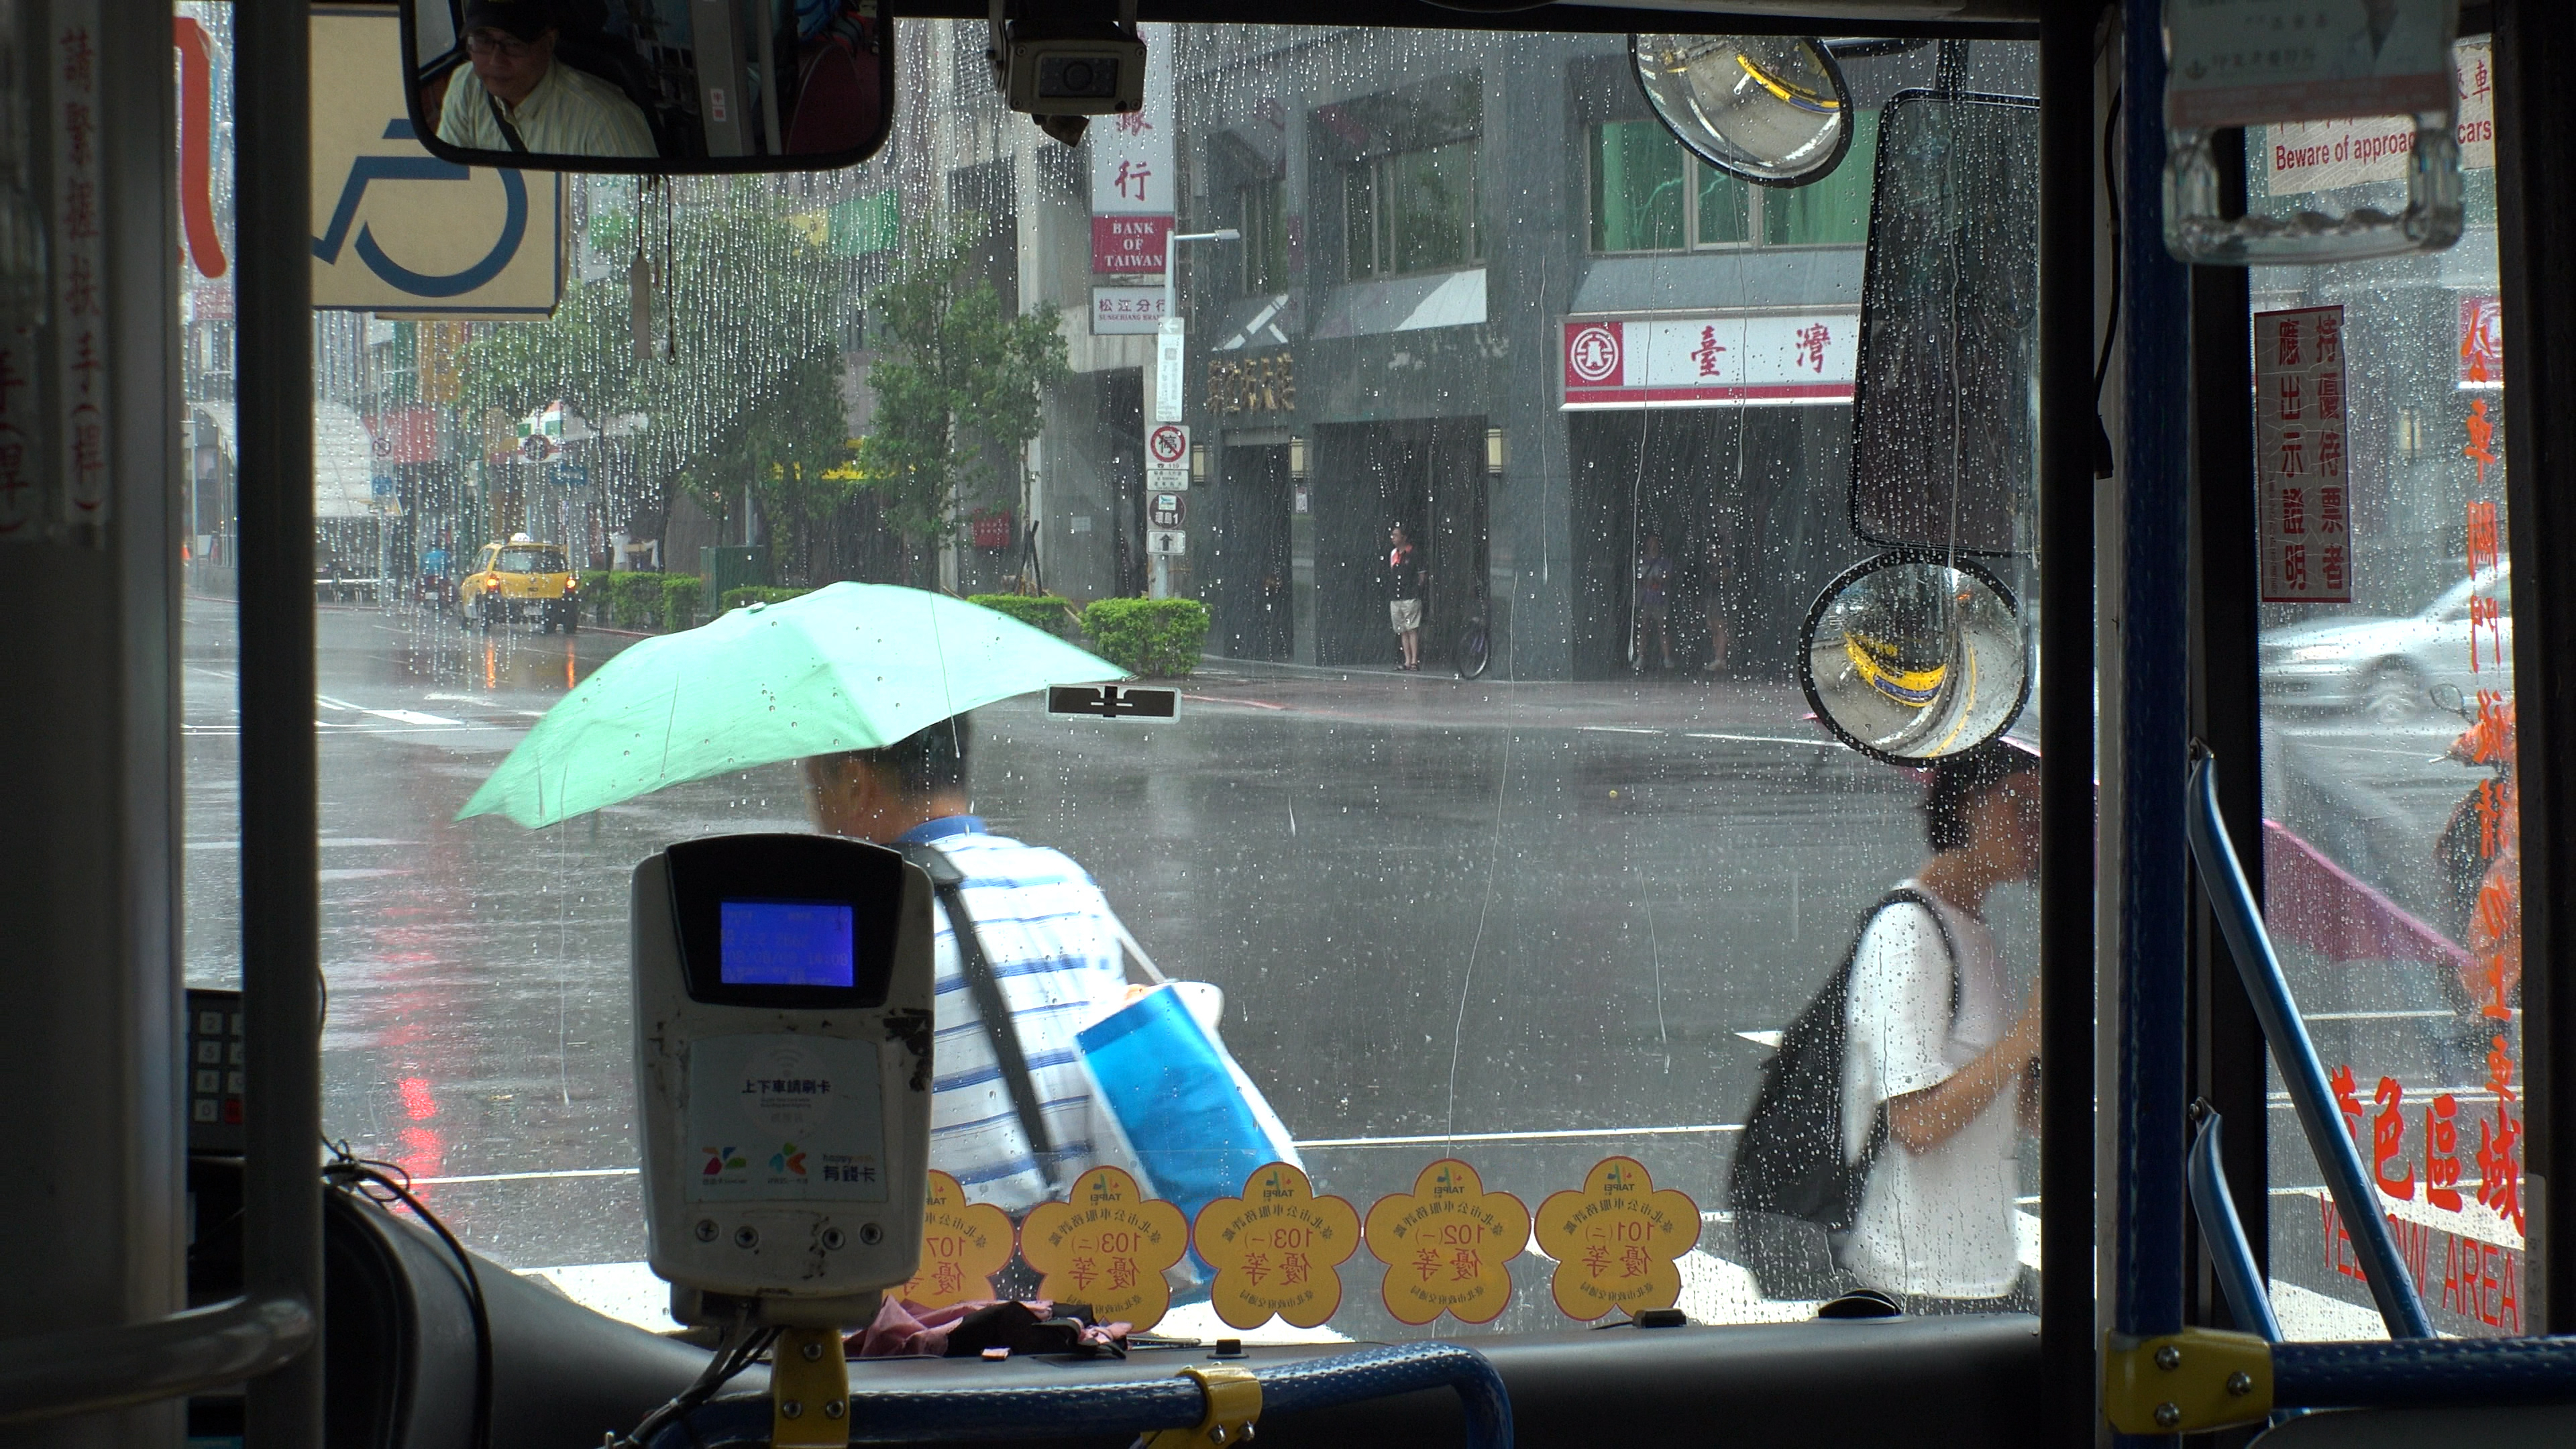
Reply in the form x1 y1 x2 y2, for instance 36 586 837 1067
311 7 563 317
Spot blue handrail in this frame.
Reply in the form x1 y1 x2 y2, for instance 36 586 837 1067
647 1340 1512 1449
2184 750 2434 1339
2276 1338 2576 1409
2184 1112 2280 1343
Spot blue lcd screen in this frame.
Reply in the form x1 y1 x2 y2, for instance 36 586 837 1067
718 900 856 988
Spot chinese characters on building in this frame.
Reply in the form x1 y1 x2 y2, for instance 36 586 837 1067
52 11 110 530
1205 352 1295 415
2257 305 2351 603
1087 22 1174 274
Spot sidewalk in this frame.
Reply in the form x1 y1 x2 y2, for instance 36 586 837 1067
1176 655 1828 737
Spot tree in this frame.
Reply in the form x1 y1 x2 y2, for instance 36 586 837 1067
854 227 1069 584
461 180 855 567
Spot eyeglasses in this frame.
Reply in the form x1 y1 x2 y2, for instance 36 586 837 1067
464 31 537 58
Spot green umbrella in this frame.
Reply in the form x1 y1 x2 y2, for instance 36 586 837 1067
458 582 1124 828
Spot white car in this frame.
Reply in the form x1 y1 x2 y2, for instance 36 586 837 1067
2258 567 2511 720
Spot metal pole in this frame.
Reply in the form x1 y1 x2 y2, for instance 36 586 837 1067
2490 0 2576 1332
2115 0 2194 1399
2037 5 2102 1446
236 0 326 1440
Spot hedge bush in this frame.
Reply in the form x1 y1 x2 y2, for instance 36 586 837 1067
661 575 703 631
579 571 614 624
721 585 814 613
967 593 1080 638
610 571 663 629
1081 598 1210 678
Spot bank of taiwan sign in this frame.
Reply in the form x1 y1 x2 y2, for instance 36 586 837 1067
1560 313 1858 409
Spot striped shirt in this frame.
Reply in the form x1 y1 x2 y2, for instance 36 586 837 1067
900 816 1127 1216
437 59 657 158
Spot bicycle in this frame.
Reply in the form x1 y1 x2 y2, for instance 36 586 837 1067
1454 581 1490 680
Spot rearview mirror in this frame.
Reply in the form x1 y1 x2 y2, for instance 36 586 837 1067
1801 552 2028 764
1847 90 2039 556
1631 34 1852 187
400 0 892 172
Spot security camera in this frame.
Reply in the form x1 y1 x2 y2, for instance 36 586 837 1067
987 0 1144 144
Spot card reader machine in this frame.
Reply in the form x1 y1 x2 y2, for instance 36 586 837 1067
632 833 936 1327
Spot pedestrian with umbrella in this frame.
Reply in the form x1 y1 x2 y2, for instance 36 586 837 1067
460 583 1139 1246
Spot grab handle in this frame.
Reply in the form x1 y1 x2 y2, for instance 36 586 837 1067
2184 749 2433 1339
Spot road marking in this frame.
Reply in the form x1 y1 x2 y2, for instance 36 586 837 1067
1735 1029 1784 1049
409 1124 1752 1182
1297 1123 1740 1148
1685 731 1834 747
1578 725 1661 735
1182 694 1287 710
414 1167 639 1185
315 693 463 726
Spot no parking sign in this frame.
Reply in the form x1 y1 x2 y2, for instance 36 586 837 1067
1146 422 1189 488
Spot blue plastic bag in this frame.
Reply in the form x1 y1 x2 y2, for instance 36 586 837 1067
1075 983 1302 1229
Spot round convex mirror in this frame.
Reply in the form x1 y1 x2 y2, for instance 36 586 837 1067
1631 34 1852 187
1801 552 2029 764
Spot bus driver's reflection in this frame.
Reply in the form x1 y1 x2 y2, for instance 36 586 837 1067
437 0 657 158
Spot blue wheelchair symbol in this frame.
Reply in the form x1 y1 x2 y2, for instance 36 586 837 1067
311 120 527 299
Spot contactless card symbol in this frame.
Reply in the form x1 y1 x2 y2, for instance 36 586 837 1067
771 1142 808 1177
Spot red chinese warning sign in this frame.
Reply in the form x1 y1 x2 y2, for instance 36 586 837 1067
2256 305 2352 604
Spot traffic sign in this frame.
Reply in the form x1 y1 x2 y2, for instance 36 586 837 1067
1146 422 1190 489
554 461 592 489
1154 319 1186 423
310 8 564 317
1147 529 1186 556
1148 491 1185 529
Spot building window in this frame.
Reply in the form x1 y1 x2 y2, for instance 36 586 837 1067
1240 176 1289 294
1589 111 1878 254
1344 138 1481 280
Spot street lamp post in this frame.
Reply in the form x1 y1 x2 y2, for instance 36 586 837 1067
1149 228 1238 600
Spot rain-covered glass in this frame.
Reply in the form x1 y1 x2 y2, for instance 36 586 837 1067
2248 34 2525 1340
1588 112 1877 255
180 15 2045 1342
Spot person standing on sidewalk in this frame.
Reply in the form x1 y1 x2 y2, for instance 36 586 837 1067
1387 522 1426 672
1635 532 1674 673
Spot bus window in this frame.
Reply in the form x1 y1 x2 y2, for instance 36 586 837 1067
2249 32 2524 1340
180 15 2046 1343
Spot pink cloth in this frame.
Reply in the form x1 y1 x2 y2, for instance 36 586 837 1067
2263 820 2471 975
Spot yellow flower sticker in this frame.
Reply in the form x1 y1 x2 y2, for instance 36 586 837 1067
1363 1158 1529 1326
1019 1167 1191 1330
902 1169 1014 1309
1533 1157 1700 1322
1192 1161 1361 1330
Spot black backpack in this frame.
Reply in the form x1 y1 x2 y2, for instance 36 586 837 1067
1728 888 1957 1300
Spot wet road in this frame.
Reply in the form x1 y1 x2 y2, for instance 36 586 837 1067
178 596 2498 1335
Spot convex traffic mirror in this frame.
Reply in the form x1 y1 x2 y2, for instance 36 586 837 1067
401 0 893 173
1801 551 2029 764
1630 34 1852 186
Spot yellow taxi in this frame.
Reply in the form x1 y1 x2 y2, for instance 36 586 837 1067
460 533 580 633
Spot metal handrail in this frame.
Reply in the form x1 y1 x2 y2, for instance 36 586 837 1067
2185 1112 2281 1343
0 1295 314 1426
651 1340 1514 1449
2184 749 2434 1339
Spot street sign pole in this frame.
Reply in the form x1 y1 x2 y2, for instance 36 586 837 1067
1146 230 1238 600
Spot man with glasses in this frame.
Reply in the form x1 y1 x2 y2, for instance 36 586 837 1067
435 0 656 158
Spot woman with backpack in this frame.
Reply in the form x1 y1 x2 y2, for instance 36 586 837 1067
1731 741 2044 1311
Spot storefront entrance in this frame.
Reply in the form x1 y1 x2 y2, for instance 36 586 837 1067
1566 407 1858 681
1311 418 1487 669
